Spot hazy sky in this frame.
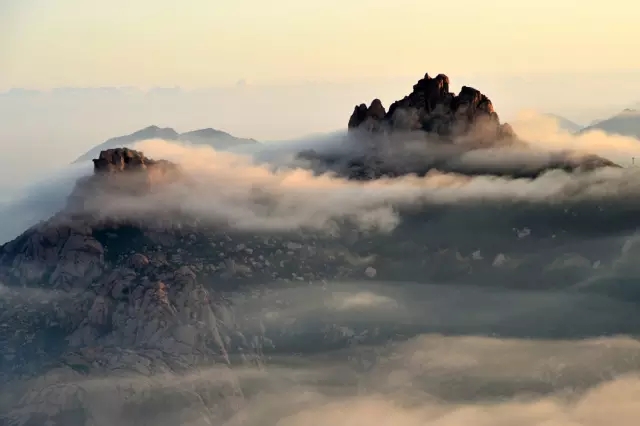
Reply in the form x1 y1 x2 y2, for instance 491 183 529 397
1 0 640 195
2 0 639 89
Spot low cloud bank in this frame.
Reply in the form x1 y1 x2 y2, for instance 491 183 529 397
2 110 640 240
80 129 640 234
15 279 640 426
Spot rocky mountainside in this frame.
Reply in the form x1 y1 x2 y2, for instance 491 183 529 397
73 126 258 163
0 148 401 425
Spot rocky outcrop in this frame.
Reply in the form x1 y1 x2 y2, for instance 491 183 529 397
90 148 180 179
67 148 180 213
348 73 515 145
92 147 157 173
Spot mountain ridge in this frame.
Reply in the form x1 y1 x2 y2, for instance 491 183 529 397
73 125 258 163
577 108 640 139
542 113 583 132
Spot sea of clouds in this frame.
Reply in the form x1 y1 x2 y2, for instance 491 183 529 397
3 112 640 425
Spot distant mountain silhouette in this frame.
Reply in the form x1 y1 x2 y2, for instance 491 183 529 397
542 113 582 133
577 109 640 139
178 128 258 149
73 125 258 163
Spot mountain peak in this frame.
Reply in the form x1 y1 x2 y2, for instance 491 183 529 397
296 72 619 179
181 127 229 137
130 125 179 139
177 127 258 147
347 72 516 144
578 108 640 139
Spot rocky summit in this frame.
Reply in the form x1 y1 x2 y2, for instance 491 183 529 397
66 148 180 214
347 73 516 144
295 72 619 180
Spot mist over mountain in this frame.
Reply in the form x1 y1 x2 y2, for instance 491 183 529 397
578 108 640 139
73 125 258 163
300 74 618 179
4 73 640 425
542 113 583 133
3 75 639 193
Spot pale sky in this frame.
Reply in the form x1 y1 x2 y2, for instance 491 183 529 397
2 0 639 90
1 0 640 195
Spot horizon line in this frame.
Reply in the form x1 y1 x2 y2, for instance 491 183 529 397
4 69 640 94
